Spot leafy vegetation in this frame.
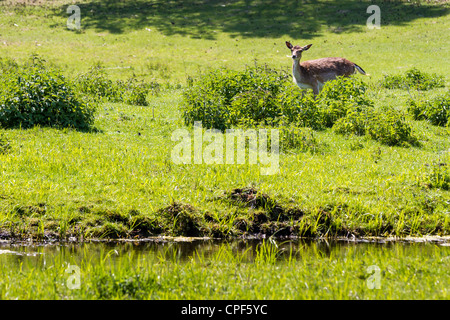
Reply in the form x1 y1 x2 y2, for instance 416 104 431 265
418 162 450 191
381 68 445 90
0 0 449 242
182 65 289 131
184 71 418 147
0 56 96 131
74 65 158 106
0 0 449 302
408 91 450 126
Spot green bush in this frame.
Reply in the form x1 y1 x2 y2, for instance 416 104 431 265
381 68 445 90
229 87 281 126
182 64 290 131
407 91 450 126
75 65 122 103
332 106 374 136
317 76 373 128
419 162 449 190
0 56 96 131
182 67 416 147
74 65 154 106
278 123 320 152
277 85 321 129
182 68 372 131
380 74 404 90
120 77 152 106
333 106 417 147
365 108 417 146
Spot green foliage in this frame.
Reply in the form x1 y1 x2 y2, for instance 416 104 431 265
75 65 123 102
332 106 374 136
419 162 450 190
181 64 290 131
380 74 404 90
277 85 321 129
381 68 445 90
120 77 153 106
182 69 372 131
317 76 373 128
74 65 156 106
0 132 11 154
229 87 281 127
182 69 418 147
407 91 450 126
365 108 417 147
278 123 320 153
333 106 417 147
0 56 96 131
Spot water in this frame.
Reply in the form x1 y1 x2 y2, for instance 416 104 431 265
1 238 449 299
1 237 449 266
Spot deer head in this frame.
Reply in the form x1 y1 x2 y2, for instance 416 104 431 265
285 41 312 61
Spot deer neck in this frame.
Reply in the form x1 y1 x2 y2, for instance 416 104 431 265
292 59 305 85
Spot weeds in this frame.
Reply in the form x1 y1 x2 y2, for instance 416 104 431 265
0 133 11 154
0 55 96 131
381 68 445 91
407 91 450 126
419 162 449 190
74 65 157 106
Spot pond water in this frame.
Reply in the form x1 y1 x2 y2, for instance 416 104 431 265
1 237 449 265
1 237 449 299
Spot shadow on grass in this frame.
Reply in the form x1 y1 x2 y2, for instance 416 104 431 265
49 0 449 39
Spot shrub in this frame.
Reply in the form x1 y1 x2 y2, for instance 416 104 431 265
317 76 373 128
407 91 450 126
380 74 404 90
333 106 417 147
277 85 321 129
120 77 152 106
181 67 416 147
181 64 290 131
278 123 320 152
0 56 96 131
182 86 230 131
74 65 154 106
405 68 445 90
332 106 374 136
74 65 122 102
419 162 449 190
381 68 445 90
229 87 281 126
365 108 417 146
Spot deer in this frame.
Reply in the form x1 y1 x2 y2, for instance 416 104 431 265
285 41 369 96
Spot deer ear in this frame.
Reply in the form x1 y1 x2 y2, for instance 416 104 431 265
285 41 293 49
302 44 313 51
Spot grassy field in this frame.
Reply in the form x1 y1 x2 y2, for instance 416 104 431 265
0 0 449 242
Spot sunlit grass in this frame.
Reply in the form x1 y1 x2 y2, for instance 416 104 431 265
0 0 449 240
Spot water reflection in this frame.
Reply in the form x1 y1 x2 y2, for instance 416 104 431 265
1 237 448 270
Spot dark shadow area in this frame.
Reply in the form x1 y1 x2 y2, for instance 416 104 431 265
50 0 449 39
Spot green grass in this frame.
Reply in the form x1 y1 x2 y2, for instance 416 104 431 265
1 0 449 84
0 0 449 241
0 0 449 301
0 87 448 240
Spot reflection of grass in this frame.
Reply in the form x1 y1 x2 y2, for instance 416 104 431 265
0 241 449 299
